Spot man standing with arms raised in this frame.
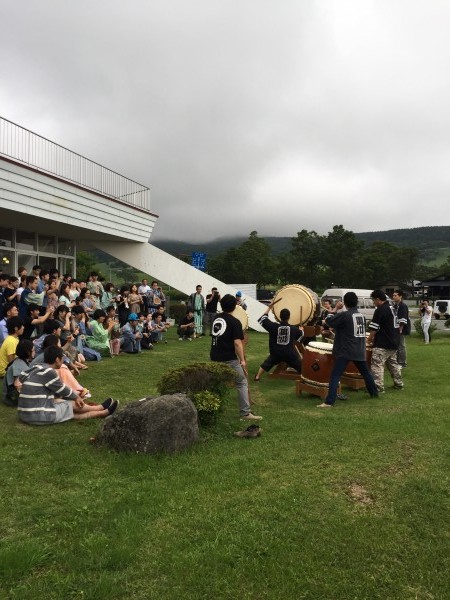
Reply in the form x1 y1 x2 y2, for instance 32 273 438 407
210 294 262 421
205 287 220 336
317 292 378 407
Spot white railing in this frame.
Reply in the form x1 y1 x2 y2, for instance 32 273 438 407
0 116 151 212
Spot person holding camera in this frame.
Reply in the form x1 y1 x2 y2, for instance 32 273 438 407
420 299 433 344
205 287 220 336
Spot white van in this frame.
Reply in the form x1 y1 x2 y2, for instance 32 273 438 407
321 288 375 321
433 299 450 320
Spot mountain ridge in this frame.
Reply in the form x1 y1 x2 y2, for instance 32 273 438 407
151 226 450 262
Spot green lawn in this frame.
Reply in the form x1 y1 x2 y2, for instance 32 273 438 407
0 330 449 600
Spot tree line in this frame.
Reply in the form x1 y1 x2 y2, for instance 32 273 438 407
207 226 450 291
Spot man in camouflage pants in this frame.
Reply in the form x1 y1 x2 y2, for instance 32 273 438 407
367 289 403 393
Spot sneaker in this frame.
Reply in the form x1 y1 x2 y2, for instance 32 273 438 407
393 385 404 390
317 402 332 408
234 425 262 438
179 337 184 341
187 338 192 342
101 397 114 409
240 412 263 421
106 399 120 417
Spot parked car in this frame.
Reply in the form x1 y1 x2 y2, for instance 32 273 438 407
321 288 376 321
433 300 450 319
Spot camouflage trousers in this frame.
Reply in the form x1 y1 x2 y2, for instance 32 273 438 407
371 348 403 392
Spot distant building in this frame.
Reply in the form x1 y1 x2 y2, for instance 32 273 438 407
419 274 450 299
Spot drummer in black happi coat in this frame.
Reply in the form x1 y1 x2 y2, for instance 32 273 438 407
317 291 378 407
254 303 304 381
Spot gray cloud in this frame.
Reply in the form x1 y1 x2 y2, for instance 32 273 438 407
1 0 449 241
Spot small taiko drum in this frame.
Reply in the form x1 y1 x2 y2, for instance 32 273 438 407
301 341 334 386
272 284 320 327
230 305 249 331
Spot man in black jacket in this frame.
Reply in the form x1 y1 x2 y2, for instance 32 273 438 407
368 289 403 393
317 292 378 407
392 289 410 368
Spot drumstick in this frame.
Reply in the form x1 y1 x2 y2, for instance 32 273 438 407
270 297 283 308
242 364 255 405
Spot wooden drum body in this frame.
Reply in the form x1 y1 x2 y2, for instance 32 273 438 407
301 342 334 386
297 341 340 400
272 284 320 327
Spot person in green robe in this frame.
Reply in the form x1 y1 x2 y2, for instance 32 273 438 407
86 309 115 356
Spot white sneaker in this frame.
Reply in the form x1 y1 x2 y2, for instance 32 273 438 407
240 412 263 421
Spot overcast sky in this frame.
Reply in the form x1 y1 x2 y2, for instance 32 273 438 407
1 1 449 242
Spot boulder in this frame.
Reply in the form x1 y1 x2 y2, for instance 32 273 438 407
97 393 199 454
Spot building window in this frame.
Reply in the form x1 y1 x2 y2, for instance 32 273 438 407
17 253 37 275
38 256 57 272
59 257 75 276
58 238 75 256
0 249 14 271
0 227 12 248
38 235 56 254
16 230 36 251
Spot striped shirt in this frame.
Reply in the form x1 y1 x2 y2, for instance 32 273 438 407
18 364 78 424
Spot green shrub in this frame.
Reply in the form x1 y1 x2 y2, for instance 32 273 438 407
157 362 236 426
169 302 189 324
414 319 437 338
192 390 222 412
192 390 222 426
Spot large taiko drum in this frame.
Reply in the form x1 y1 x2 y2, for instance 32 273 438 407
230 305 249 331
272 285 320 326
301 341 334 386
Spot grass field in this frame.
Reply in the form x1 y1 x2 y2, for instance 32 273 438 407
0 329 449 600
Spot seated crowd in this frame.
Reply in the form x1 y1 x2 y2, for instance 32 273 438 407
0 268 172 424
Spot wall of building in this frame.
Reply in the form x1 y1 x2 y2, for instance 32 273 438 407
0 158 157 243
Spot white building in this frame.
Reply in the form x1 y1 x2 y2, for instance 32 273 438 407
0 117 266 330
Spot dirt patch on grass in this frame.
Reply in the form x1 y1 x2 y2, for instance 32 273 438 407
347 482 374 506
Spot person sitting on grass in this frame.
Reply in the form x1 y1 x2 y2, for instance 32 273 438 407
2 339 34 407
17 345 118 425
152 313 169 344
86 309 115 357
178 309 195 341
0 301 19 345
120 312 142 353
32 334 91 399
0 317 24 378
21 302 53 341
105 305 121 355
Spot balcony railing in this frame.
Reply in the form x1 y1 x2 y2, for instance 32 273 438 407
0 116 151 212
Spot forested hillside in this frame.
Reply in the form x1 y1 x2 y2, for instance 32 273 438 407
152 226 450 263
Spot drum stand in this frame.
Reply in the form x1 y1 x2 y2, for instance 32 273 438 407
296 378 341 400
340 375 367 390
268 343 303 380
